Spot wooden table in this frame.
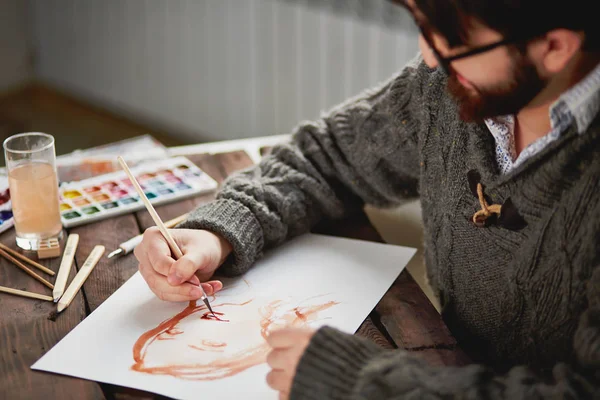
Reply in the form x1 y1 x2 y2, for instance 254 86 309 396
0 150 470 399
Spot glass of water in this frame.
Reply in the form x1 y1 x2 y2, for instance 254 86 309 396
3 132 63 250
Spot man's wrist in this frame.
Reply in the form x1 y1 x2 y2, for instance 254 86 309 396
214 231 233 264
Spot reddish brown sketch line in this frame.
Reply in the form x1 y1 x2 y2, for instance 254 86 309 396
131 299 338 380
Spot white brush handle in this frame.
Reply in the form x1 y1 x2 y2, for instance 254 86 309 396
119 235 144 255
53 234 80 302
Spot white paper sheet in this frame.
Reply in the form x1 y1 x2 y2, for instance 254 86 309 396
32 233 416 400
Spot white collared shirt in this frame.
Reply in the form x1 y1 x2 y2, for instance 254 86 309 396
485 62 600 174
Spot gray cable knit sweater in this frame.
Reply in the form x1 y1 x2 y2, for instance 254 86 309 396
178 55 600 399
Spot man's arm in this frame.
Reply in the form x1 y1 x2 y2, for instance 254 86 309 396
179 54 436 276
290 265 600 399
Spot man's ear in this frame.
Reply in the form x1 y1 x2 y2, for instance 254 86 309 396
539 29 583 74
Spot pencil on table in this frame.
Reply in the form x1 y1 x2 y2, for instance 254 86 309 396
57 245 104 313
0 248 54 290
0 243 55 276
0 285 53 302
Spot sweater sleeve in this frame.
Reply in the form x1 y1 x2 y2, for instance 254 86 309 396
290 266 600 400
178 53 433 276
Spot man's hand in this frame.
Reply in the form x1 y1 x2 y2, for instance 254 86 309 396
266 327 316 400
134 227 232 302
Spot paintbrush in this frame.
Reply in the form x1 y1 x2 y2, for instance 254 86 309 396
116 156 216 316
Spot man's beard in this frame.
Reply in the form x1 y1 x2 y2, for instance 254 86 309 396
447 50 546 122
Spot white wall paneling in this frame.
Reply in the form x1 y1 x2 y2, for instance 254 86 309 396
30 0 419 142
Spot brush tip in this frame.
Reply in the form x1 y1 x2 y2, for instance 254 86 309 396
202 298 215 315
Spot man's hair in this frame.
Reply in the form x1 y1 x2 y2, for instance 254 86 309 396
402 0 599 51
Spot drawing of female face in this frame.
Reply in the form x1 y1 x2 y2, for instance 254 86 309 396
131 280 337 380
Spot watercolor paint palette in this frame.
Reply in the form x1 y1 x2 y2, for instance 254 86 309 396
58 157 218 228
0 186 14 235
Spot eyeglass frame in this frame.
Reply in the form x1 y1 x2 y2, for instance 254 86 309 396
417 25 522 74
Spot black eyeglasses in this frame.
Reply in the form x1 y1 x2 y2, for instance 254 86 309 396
418 25 519 75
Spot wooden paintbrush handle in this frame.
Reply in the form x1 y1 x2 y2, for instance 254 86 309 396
0 243 55 276
0 285 53 302
0 248 54 289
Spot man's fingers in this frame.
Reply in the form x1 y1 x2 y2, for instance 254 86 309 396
168 254 209 285
188 274 201 286
266 327 313 349
156 290 204 303
154 280 204 302
195 267 217 283
197 280 223 296
136 228 226 303
266 369 293 393
266 348 295 371
150 253 176 277
200 282 213 296
205 280 223 293
139 262 204 302
136 227 174 276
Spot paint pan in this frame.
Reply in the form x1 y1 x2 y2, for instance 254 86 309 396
73 198 91 207
58 156 218 228
63 190 83 199
84 186 101 193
